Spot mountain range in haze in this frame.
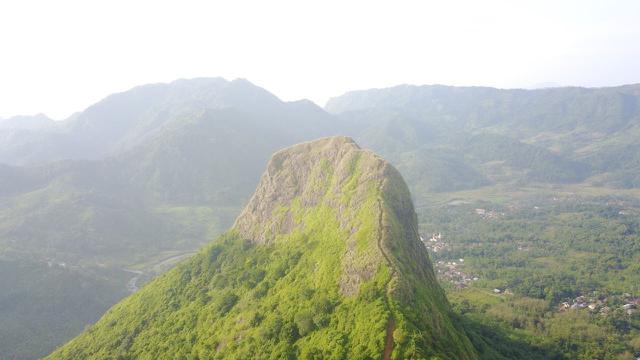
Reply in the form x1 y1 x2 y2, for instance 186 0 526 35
2 77 640 358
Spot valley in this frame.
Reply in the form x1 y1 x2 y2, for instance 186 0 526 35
3 0 639 357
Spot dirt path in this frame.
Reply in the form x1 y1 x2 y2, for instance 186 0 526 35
382 318 396 360
375 171 396 360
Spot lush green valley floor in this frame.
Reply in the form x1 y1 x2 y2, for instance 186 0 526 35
416 183 640 359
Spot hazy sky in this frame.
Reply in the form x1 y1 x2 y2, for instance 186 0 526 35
1 0 639 119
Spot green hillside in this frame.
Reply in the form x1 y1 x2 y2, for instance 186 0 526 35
461 133 591 184
47 137 477 360
394 147 490 194
330 83 640 189
0 258 127 360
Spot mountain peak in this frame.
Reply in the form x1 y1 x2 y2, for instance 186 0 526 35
0 113 54 130
48 136 476 360
233 136 363 245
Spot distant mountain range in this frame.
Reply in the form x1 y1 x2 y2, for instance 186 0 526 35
0 114 54 131
327 83 640 189
2 78 640 358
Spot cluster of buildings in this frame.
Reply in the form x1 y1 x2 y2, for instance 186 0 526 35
474 208 503 220
492 288 514 295
558 293 639 316
421 233 447 253
434 259 479 289
420 233 478 288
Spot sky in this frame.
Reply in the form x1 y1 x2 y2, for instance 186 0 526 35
1 0 639 120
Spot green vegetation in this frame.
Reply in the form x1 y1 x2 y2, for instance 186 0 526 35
0 79 338 358
418 185 640 359
48 137 476 360
462 133 591 184
3 79 640 357
0 257 127 360
329 83 640 191
395 147 490 194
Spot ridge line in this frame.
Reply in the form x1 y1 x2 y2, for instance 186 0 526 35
375 164 396 360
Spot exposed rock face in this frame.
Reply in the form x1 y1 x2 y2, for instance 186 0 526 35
233 136 400 296
235 136 377 242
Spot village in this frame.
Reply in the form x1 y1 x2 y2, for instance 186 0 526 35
420 232 639 319
421 232 447 254
474 208 504 220
421 233 479 289
558 293 639 316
